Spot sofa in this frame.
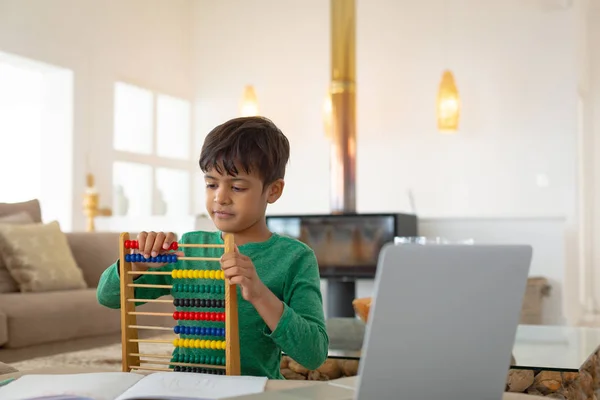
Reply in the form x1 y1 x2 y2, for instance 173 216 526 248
0 199 173 353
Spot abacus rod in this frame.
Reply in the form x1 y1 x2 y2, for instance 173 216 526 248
127 271 172 276
128 284 172 289
178 243 224 248
130 366 172 372
130 353 172 359
138 360 226 369
128 325 173 331
127 298 172 303
129 338 172 344
124 243 224 249
178 257 220 261
128 311 172 317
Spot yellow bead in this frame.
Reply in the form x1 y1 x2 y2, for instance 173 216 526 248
183 339 190 348
172 338 179 347
171 270 177 279
209 270 215 280
176 270 183 279
210 340 216 350
194 339 201 348
193 270 200 279
221 341 226 350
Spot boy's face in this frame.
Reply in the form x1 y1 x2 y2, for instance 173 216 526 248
204 165 284 234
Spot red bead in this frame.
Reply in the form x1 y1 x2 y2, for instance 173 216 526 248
170 241 178 250
220 313 225 322
184 312 191 320
173 311 179 320
198 312 205 320
124 240 130 249
134 240 139 249
193 312 200 321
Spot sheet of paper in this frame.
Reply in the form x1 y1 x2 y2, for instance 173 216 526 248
115 372 268 400
0 372 144 400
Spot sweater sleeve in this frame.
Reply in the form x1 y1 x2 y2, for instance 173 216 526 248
96 235 186 309
263 249 329 370
96 261 174 309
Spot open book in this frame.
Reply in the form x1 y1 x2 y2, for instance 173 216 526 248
0 371 268 400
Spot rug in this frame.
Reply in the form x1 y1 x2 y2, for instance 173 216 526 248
10 333 174 371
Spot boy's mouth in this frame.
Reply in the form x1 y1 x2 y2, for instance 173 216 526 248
213 210 234 219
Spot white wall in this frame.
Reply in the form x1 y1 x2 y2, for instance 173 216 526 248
192 0 578 220
192 0 579 324
0 0 194 231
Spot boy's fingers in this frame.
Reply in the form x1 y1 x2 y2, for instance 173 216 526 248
143 231 156 257
137 231 147 254
221 258 238 270
164 232 176 249
152 232 166 257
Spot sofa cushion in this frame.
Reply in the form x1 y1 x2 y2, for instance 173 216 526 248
0 289 121 348
0 221 87 292
0 199 42 223
0 310 7 347
0 212 34 293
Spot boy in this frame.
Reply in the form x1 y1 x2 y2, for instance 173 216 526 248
96 116 329 379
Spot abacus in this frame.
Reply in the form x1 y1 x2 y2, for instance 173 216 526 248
118 232 240 375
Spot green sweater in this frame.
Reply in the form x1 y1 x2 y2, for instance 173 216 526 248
96 230 329 379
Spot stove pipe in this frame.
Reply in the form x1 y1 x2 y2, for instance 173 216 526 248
329 0 357 214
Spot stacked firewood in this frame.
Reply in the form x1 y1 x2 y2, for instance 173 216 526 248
280 356 359 381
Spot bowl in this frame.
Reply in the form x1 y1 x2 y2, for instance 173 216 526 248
352 297 372 323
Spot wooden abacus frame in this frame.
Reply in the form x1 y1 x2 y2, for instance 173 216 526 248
119 232 241 375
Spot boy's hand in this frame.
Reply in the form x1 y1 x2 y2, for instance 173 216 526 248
131 231 183 272
220 246 266 302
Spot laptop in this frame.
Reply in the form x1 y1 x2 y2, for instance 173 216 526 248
231 243 532 399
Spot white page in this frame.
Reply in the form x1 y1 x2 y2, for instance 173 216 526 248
115 372 268 400
0 372 145 400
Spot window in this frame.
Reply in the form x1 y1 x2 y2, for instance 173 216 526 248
0 52 74 230
0 61 43 203
112 82 194 218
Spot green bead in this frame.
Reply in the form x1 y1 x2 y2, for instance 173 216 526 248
182 354 188 363
200 285 205 294
184 284 190 292
200 355 206 364
194 355 200 364
191 284 197 293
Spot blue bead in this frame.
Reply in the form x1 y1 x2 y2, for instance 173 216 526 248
170 255 177 263
210 328 215 336
159 255 166 263
193 327 199 335
200 327 205 335
221 328 225 336
125 254 130 262
174 325 180 334
136 254 143 262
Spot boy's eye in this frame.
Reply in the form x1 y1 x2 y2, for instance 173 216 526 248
205 183 217 189
232 186 246 192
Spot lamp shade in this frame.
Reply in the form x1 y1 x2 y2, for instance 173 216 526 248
436 70 460 133
240 85 259 116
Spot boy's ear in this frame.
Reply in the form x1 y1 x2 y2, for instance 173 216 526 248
266 179 285 204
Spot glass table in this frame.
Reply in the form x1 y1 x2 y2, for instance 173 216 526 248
511 324 600 372
319 323 600 399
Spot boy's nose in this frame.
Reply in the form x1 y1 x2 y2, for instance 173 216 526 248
214 189 231 205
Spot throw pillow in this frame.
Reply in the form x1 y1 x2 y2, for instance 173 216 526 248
0 221 88 292
0 212 34 293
